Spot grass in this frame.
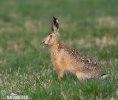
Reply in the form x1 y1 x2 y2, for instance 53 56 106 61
0 0 118 99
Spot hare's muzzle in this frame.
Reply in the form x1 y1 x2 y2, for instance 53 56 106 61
42 36 50 45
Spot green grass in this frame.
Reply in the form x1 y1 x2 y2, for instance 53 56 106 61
0 0 118 99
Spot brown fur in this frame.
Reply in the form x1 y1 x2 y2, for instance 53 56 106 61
42 17 105 81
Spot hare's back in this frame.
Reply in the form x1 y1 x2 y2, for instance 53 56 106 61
65 47 101 69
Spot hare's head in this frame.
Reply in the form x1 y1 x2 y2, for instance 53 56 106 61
42 16 60 46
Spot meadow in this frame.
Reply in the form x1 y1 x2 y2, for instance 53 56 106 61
0 0 118 99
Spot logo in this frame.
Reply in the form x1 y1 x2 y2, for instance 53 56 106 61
1 92 31 100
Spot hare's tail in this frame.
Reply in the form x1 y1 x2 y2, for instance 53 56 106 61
100 73 109 79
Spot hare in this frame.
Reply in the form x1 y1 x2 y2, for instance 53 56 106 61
42 16 107 81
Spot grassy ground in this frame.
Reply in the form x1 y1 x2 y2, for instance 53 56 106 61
0 0 118 99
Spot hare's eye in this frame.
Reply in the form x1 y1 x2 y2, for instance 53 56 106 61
50 35 52 37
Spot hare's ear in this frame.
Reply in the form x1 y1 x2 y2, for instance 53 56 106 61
51 16 59 33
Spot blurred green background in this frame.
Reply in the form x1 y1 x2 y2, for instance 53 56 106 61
0 0 118 99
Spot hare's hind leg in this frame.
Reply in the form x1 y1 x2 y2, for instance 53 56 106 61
76 72 92 81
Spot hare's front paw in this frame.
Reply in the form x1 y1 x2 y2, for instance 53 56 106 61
57 70 64 80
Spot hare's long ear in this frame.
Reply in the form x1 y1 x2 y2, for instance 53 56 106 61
51 16 59 33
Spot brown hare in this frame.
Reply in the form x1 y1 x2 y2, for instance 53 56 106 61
42 16 108 81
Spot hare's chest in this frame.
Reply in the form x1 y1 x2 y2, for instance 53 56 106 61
51 52 61 66
51 50 65 68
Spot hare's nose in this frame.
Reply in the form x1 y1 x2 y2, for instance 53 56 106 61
42 40 45 43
